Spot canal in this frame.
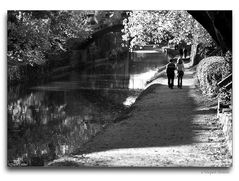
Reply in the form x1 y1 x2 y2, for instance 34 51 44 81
7 49 168 166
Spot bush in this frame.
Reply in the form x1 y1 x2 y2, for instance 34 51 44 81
196 56 230 97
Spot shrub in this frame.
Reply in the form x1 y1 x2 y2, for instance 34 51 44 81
196 56 230 97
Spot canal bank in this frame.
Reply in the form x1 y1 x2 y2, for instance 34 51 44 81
48 67 232 167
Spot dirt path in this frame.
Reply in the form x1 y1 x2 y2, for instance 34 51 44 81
49 68 232 167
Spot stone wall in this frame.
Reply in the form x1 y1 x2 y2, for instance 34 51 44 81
217 109 232 157
70 49 88 67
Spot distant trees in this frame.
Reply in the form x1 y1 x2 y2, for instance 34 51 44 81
122 10 213 50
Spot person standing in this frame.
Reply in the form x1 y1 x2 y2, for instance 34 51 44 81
166 59 176 89
183 48 187 59
176 58 185 89
179 48 183 58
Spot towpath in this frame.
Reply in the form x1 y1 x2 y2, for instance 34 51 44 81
49 67 231 167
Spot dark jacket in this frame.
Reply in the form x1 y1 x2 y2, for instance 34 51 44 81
166 62 176 76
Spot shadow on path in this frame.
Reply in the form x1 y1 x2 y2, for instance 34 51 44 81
75 83 199 154
49 68 232 167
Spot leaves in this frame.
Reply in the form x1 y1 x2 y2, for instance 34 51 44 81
122 10 213 49
8 11 91 66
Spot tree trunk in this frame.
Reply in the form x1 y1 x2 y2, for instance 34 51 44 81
189 43 199 66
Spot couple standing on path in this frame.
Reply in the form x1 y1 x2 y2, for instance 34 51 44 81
166 57 184 89
179 48 187 59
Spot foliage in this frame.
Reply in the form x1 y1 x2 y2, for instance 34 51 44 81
122 10 213 49
8 11 91 66
94 11 124 28
8 13 50 65
196 56 231 97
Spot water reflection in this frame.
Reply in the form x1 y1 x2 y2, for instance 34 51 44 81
7 50 167 166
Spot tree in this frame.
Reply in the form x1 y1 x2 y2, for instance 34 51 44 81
123 10 213 47
7 11 91 66
122 10 214 65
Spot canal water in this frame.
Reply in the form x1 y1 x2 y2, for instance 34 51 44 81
7 50 168 166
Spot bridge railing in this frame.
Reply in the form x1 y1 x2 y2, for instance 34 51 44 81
217 73 232 90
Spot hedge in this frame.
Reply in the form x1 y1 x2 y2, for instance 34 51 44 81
196 56 230 97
